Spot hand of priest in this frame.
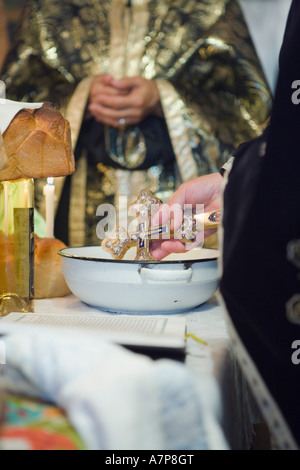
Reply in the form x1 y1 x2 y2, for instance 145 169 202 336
88 75 162 128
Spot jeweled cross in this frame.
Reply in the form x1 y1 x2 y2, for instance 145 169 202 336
101 189 222 260
102 189 162 261
101 225 134 260
128 189 162 261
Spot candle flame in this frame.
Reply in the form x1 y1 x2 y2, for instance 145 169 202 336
47 177 54 185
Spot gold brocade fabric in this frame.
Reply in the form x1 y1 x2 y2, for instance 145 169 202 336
0 0 9 71
1 0 271 246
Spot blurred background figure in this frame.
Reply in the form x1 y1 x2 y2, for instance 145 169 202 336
1 0 271 246
0 0 9 71
1 0 291 92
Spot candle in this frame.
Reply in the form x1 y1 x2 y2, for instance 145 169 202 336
43 177 55 238
4 181 9 237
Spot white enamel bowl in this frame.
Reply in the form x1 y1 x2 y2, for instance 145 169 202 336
59 246 219 314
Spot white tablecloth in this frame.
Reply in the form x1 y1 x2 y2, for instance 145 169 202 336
0 294 258 450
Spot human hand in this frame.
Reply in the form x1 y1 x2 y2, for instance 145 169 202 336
151 172 224 260
87 74 126 120
88 75 162 128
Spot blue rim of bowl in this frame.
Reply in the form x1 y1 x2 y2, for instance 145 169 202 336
58 246 218 265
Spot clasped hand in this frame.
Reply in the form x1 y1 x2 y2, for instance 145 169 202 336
88 74 162 128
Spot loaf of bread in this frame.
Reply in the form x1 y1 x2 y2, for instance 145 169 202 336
0 131 7 171
0 235 71 299
34 236 71 299
0 102 75 181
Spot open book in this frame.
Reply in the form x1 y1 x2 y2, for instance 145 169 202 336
0 311 187 361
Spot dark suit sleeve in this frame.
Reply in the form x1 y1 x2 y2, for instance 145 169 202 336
219 0 300 449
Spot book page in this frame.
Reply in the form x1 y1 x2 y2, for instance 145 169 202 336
0 312 186 350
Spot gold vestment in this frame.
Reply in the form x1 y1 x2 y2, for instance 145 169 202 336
1 0 271 246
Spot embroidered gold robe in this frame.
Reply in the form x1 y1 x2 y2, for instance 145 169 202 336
1 0 271 246
0 0 9 71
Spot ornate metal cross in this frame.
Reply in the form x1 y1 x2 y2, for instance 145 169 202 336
101 189 221 261
127 189 162 261
102 189 161 261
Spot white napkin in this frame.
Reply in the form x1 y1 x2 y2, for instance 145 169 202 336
0 325 228 450
0 98 43 133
